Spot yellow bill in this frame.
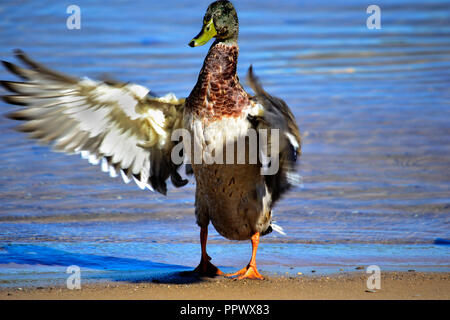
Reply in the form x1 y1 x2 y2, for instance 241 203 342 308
189 18 217 47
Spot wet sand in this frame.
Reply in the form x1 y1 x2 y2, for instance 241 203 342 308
1 272 448 300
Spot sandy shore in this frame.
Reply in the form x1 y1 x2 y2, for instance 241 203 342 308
0 272 448 300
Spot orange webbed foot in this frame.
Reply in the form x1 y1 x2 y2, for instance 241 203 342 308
226 232 264 280
227 264 264 280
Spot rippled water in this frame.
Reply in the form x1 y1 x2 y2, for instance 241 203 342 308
0 0 449 286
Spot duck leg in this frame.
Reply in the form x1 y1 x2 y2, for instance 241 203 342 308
227 232 264 280
193 226 224 276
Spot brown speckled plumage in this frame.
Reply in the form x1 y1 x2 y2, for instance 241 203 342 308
186 42 249 120
193 161 272 240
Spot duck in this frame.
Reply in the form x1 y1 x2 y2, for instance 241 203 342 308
1 0 301 280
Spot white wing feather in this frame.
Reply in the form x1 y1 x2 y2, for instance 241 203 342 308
1 50 187 195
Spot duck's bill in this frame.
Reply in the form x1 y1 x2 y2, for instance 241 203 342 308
189 18 217 47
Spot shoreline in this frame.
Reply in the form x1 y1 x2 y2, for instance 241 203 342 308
1 271 448 300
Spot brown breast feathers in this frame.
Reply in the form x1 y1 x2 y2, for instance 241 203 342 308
186 42 249 120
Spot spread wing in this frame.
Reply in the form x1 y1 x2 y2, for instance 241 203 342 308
1 50 187 195
247 66 302 204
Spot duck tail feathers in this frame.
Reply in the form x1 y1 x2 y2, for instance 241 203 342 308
247 65 268 97
271 222 286 236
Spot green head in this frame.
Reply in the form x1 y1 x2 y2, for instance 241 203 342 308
189 0 239 47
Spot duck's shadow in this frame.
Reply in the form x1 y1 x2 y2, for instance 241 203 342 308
0 244 227 285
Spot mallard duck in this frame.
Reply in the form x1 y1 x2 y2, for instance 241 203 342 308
1 0 301 280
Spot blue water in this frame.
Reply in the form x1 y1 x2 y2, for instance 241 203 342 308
0 0 449 287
